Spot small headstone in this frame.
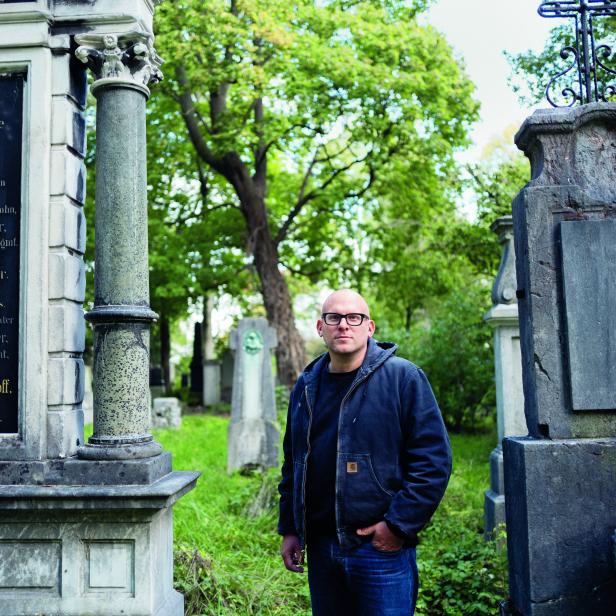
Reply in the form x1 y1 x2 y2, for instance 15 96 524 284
203 360 221 406
149 365 165 399
189 322 203 395
220 348 234 403
152 397 182 430
227 318 279 472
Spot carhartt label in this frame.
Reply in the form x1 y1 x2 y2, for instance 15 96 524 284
347 462 358 473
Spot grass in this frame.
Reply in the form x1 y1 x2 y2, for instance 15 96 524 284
153 413 507 616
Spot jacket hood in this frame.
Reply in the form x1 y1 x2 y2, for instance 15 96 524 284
302 337 398 389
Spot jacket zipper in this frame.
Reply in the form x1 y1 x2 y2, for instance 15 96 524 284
302 385 314 547
334 369 372 544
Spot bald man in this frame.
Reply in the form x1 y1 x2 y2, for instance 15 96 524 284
278 290 452 615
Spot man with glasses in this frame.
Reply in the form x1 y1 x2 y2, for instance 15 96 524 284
278 289 451 615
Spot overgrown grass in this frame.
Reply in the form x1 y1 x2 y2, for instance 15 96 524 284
156 415 506 615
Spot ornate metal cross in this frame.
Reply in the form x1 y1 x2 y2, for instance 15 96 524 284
538 1 616 106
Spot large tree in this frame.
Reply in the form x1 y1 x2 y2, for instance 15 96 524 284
152 0 477 385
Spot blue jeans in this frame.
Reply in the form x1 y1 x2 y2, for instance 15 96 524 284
307 535 418 616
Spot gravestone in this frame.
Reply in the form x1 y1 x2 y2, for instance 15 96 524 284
149 365 165 400
190 321 204 395
202 294 221 405
483 216 526 537
221 347 234 403
227 318 279 472
0 3 199 615
152 397 182 430
203 360 221 406
504 104 616 615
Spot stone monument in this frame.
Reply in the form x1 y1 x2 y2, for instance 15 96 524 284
203 295 221 406
221 347 234 403
483 216 526 537
504 103 616 615
152 397 182 430
190 321 203 395
502 3 616 613
227 317 279 472
0 2 198 615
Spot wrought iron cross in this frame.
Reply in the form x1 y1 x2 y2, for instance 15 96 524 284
538 1 616 106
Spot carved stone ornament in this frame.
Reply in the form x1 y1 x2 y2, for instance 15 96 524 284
491 215 517 306
74 31 163 96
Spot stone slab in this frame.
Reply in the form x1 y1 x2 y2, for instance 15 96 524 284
151 398 181 430
560 219 616 411
0 470 200 511
503 436 616 615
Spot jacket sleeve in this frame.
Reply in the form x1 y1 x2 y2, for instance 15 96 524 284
277 381 300 536
384 367 452 544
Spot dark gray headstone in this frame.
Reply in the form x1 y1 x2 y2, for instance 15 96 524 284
220 348 234 403
149 366 164 387
189 322 203 394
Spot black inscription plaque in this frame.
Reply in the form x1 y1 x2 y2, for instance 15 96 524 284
0 72 24 433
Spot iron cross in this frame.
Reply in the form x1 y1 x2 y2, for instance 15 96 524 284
538 0 616 106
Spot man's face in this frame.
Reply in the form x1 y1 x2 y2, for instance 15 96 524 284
317 293 375 357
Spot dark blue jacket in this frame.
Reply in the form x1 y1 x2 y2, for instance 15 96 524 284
278 338 452 549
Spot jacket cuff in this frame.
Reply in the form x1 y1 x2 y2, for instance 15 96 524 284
385 519 407 539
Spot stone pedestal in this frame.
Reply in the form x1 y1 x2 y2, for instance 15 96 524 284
484 216 526 537
0 471 196 616
228 318 279 472
504 438 616 616
504 104 616 615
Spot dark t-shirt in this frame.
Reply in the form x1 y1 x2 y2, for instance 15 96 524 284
305 364 358 536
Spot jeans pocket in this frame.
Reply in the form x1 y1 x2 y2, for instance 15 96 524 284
370 542 403 556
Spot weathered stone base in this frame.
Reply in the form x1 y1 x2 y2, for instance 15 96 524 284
484 446 506 538
503 437 616 615
0 471 198 616
227 418 279 472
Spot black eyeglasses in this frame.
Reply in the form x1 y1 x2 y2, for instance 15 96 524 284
321 313 370 326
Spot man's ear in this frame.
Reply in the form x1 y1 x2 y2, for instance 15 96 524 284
316 319 323 337
368 320 376 337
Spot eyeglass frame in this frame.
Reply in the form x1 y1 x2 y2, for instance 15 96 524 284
321 312 371 327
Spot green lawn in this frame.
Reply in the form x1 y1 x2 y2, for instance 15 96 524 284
156 415 507 616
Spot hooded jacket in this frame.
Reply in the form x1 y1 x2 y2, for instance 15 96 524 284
278 337 452 550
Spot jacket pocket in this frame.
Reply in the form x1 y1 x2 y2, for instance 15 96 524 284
338 453 393 528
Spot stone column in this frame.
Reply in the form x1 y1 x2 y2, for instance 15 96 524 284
75 32 163 460
483 216 526 537
504 104 616 615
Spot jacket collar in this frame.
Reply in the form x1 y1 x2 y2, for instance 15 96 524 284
302 338 397 407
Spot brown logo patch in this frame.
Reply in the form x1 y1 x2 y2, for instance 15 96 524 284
347 461 358 473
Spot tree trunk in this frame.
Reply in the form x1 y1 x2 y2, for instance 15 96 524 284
160 314 171 394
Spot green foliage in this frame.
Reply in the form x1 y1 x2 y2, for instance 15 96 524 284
149 0 478 291
159 414 506 615
381 283 495 433
416 433 508 615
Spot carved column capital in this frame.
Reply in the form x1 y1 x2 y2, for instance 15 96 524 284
75 31 163 97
